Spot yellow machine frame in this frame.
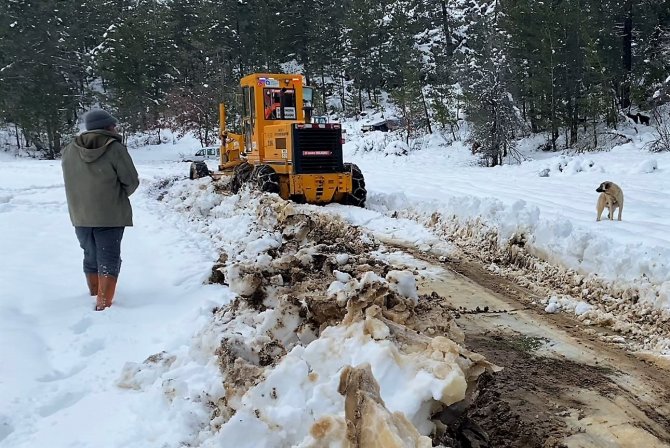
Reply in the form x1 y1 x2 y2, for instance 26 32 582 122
216 73 355 204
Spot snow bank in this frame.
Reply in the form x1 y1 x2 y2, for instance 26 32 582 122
121 179 495 447
366 191 669 306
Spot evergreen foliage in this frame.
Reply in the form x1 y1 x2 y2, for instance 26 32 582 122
1 0 669 156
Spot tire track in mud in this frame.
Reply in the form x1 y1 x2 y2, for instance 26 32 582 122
381 238 670 447
370 206 670 357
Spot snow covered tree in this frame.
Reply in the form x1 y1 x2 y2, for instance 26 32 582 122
461 1 520 166
385 0 431 141
95 1 173 134
342 0 390 112
0 0 96 156
304 0 347 114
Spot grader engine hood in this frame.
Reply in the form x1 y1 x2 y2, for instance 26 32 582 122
292 123 344 174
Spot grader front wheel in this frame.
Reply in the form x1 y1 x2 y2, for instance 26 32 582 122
231 162 254 193
189 161 210 180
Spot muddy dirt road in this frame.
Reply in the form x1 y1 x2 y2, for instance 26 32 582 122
155 180 670 447
386 242 670 447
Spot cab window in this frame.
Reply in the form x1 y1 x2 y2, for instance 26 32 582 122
244 87 254 153
206 148 216 156
264 88 296 120
195 149 204 156
242 87 249 117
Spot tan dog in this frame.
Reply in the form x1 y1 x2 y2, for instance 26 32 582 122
596 181 624 221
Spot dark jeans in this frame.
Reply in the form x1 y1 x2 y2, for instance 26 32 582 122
75 227 125 277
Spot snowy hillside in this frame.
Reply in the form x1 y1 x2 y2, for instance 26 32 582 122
1 126 669 447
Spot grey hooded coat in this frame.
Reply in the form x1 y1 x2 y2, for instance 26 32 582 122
61 130 139 227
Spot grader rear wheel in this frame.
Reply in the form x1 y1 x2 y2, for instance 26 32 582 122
254 164 280 194
342 163 366 207
231 162 254 193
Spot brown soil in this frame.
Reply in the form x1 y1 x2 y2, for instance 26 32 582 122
463 334 614 448
397 243 670 448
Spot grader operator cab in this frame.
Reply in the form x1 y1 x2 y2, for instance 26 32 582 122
189 73 366 207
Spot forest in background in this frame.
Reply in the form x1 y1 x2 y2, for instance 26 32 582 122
1 0 669 163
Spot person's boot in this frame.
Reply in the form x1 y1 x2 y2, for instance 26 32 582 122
95 275 117 311
85 273 99 296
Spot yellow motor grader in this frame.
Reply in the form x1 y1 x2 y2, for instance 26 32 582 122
189 73 366 207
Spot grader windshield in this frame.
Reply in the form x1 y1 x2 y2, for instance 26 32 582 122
263 88 296 120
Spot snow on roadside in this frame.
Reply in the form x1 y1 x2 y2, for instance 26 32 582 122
119 179 495 447
0 158 225 448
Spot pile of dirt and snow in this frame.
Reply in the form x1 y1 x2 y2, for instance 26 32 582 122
124 179 498 447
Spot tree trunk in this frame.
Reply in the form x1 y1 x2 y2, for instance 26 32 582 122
440 0 451 55
621 0 633 109
570 99 579 145
421 87 432 134
321 72 327 114
551 128 559 152
340 73 346 112
54 131 61 157
15 124 21 149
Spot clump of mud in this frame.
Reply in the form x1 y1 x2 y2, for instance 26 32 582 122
337 364 432 448
201 198 502 445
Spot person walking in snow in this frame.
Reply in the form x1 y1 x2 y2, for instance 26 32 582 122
61 109 139 311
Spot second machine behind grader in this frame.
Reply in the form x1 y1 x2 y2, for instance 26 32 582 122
189 73 366 207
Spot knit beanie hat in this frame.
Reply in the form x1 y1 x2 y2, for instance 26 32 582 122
84 109 118 131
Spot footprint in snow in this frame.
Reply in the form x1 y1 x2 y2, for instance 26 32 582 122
0 414 14 443
37 391 86 418
70 316 92 334
36 363 86 383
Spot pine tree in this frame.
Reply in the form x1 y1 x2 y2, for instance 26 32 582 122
342 0 389 112
305 0 347 114
95 1 173 134
385 0 431 141
0 0 97 156
461 0 519 166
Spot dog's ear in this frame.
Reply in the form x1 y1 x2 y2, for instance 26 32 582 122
604 182 611 189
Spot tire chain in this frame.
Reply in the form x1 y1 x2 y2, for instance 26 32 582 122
344 163 367 207
231 162 254 193
254 165 280 194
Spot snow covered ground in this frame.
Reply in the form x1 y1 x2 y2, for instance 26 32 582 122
344 125 670 309
1 124 669 447
0 154 224 446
